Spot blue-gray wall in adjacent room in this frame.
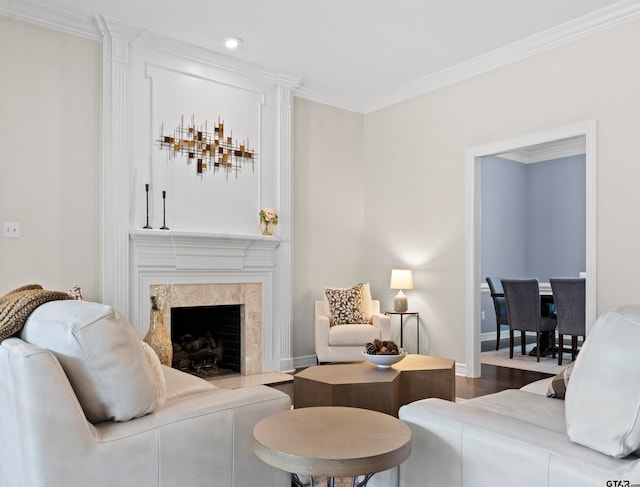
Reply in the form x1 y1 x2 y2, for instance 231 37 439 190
526 155 586 282
480 154 586 334
481 156 528 280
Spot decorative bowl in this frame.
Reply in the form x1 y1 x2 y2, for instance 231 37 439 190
362 350 408 368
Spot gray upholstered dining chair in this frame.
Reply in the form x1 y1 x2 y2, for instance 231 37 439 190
501 278 556 362
550 277 586 365
486 277 509 350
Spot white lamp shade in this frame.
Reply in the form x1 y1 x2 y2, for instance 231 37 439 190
390 269 413 290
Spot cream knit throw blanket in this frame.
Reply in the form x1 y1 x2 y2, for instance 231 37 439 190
0 284 72 341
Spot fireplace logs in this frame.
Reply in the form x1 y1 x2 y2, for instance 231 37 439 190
172 331 233 378
170 304 241 378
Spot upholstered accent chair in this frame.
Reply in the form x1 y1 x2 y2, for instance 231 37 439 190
315 283 391 363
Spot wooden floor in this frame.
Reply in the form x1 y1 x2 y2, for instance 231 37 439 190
455 363 552 399
270 363 553 406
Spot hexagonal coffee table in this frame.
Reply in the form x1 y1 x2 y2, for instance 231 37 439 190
293 354 455 417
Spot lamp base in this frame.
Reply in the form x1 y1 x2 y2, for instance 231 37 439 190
393 291 408 312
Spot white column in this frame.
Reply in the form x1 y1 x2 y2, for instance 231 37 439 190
275 76 300 371
95 16 140 316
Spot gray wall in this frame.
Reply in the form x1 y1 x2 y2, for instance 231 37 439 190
481 156 529 279
527 156 586 280
480 154 586 334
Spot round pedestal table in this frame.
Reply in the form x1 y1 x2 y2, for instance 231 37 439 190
253 406 411 487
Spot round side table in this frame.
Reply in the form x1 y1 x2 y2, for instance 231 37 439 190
253 406 412 487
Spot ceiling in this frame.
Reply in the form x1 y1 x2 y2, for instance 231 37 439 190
3 0 635 111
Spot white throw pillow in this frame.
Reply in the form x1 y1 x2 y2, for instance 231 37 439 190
141 341 167 407
21 300 158 423
565 305 640 457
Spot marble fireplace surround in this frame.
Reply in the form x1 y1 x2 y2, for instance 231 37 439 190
130 229 288 374
151 283 262 376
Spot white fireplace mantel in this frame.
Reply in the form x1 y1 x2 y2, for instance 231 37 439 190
94 16 298 373
130 229 288 373
130 229 282 270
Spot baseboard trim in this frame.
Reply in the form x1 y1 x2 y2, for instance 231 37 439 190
293 354 317 369
481 331 498 342
455 362 468 377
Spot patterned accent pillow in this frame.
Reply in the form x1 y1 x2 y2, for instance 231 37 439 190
325 284 366 326
546 362 574 399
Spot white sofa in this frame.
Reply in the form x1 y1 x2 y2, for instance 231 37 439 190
0 299 290 487
370 305 640 487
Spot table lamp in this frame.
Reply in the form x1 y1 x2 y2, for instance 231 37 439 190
390 269 413 312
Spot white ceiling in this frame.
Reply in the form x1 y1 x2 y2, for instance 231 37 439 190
3 0 636 111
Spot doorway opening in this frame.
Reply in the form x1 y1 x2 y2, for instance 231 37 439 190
465 121 596 378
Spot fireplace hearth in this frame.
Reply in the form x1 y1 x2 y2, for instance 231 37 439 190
171 304 241 378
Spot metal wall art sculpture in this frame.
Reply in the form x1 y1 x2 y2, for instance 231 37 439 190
157 115 257 178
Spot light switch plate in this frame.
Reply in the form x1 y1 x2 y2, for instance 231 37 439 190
3 222 20 238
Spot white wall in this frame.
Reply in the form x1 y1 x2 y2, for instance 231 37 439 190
292 98 365 359
0 17 100 299
363 17 640 367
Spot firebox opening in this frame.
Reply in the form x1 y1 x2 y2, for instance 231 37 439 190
171 304 241 378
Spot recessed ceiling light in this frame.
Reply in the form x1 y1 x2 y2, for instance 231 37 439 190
223 37 242 50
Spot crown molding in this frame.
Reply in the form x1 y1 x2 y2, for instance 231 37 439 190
294 85 364 114
363 0 640 113
94 15 144 43
0 0 98 39
499 135 586 164
273 72 304 91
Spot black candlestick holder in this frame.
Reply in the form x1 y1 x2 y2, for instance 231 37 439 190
160 190 169 230
143 184 152 229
